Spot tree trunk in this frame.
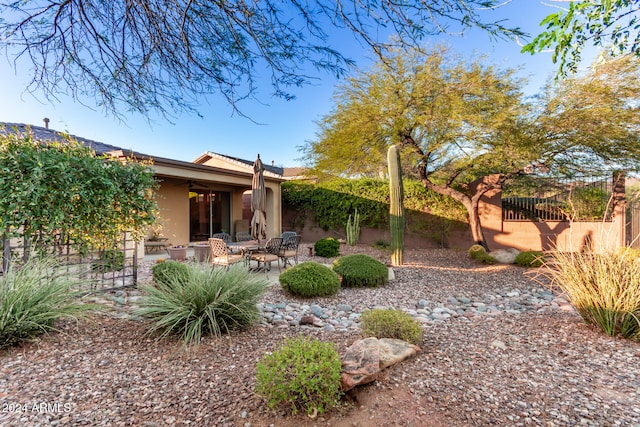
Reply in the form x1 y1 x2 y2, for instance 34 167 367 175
420 174 503 251
467 198 488 249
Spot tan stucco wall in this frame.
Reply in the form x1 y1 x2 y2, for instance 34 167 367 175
155 178 190 246
479 186 626 252
151 169 282 246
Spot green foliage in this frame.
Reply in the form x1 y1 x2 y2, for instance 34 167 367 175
515 251 545 268
564 187 611 221
372 239 391 251
0 128 158 254
345 208 360 246
91 249 125 273
282 178 467 245
360 309 423 345
468 244 497 264
136 264 270 346
523 1 639 76
542 250 640 341
0 1 523 119
314 237 340 258
0 257 95 349
255 336 343 416
279 262 340 297
151 260 191 287
332 254 388 288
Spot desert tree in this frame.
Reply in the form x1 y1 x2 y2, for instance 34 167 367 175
301 47 640 248
0 1 524 118
524 0 640 75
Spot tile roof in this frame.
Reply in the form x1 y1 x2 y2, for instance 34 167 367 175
197 151 284 176
0 122 125 155
1 122 286 179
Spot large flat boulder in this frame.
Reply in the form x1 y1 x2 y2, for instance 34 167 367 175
491 248 520 264
341 337 421 391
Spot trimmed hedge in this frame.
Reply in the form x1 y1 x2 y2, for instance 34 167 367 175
279 262 340 297
332 254 388 288
468 244 497 265
360 308 423 345
314 237 340 258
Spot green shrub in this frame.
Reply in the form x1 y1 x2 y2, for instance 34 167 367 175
541 250 640 341
468 244 497 264
279 262 340 297
515 250 545 268
255 336 343 416
151 260 191 287
332 254 388 288
360 309 423 345
136 264 270 346
0 257 95 349
91 249 125 273
314 237 340 258
372 239 391 251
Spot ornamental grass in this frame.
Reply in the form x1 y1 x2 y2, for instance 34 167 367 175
0 257 95 349
136 263 270 346
540 249 640 340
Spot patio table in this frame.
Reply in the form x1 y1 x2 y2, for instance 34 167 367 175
227 240 266 271
144 238 170 253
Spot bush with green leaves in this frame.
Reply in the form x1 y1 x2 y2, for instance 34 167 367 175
91 249 125 273
372 239 391 251
279 262 340 297
515 250 545 268
255 336 343 416
468 244 497 264
136 264 270 346
541 250 640 341
0 129 157 253
314 237 340 258
332 254 388 288
360 309 423 345
0 257 95 349
151 260 190 287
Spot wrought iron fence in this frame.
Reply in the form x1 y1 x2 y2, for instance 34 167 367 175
1 231 138 293
627 200 640 248
502 175 616 222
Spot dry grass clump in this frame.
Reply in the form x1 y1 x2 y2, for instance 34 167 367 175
540 249 640 340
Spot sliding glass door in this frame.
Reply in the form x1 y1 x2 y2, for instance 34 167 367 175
189 190 230 242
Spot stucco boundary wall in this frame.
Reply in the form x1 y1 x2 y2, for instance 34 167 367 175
282 173 627 252
478 175 626 252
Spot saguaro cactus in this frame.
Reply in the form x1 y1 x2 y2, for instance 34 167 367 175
387 145 405 266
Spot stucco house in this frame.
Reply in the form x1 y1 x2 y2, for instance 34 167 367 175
0 122 285 251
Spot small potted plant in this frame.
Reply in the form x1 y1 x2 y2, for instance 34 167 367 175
167 245 187 261
193 242 210 263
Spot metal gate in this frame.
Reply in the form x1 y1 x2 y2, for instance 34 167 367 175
627 201 640 248
1 232 138 293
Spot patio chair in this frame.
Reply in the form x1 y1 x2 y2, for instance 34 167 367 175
279 234 301 268
208 238 244 269
235 231 252 242
249 237 283 273
280 231 297 239
212 232 232 244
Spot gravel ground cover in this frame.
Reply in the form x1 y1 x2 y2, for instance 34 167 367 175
1 245 639 426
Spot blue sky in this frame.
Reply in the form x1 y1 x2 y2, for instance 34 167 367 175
0 1 586 168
